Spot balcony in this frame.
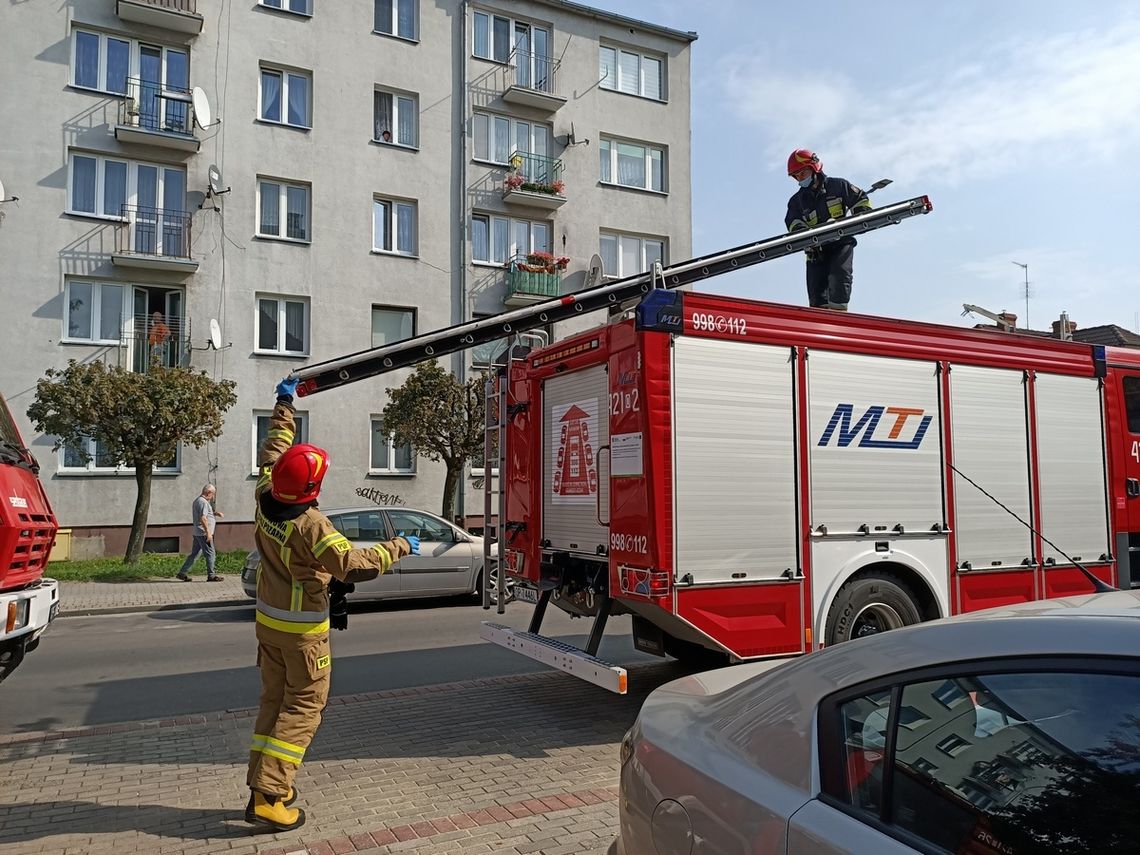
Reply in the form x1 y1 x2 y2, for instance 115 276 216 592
119 314 190 372
115 79 200 153
112 205 199 274
116 0 204 35
504 254 565 306
502 151 565 210
501 48 566 113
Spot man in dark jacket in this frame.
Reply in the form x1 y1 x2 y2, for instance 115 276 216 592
784 149 871 311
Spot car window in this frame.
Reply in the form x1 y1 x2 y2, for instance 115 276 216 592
386 510 455 542
827 669 1140 855
328 511 386 541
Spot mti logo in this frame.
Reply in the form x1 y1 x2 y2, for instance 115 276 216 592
818 404 932 450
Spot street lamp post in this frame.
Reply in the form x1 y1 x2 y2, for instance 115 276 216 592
1011 261 1029 330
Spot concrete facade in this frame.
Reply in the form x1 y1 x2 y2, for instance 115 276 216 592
0 0 694 556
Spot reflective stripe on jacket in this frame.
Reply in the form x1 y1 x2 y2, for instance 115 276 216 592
785 174 872 244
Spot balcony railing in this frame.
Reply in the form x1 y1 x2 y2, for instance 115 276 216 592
502 48 565 111
119 78 194 136
505 254 564 305
503 151 566 210
120 313 190 372
113 205 198 272
116 0 204 35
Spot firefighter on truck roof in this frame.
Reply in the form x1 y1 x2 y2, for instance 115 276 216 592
785 148 871 312
243 376 420 832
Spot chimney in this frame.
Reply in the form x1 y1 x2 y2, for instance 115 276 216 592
1052 314 1077 341
998 311 1017 331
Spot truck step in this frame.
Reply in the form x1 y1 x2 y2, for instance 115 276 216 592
480 622 628 694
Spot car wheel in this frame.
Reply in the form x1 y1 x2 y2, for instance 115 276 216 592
473 567 515 605
825 572 923 646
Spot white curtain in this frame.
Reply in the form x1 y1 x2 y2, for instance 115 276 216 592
397 0 414 39
75 32 99 88
617 143 645 187
397 96 414 145
396 203 415 254
260 183 280 235
493 217 509 263
261 71 281 121
287 73 309 125
72 156 97 213
471 216 489 262
373 200 390 250
286 186 307 240
619 51 639 94
284 302 305 352
375 91 392 140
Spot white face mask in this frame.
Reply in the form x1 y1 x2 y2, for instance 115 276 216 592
798 174 814 189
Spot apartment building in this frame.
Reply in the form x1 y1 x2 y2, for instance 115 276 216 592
0 0 695 556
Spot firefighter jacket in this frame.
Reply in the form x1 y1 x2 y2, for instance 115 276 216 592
785 174 872 247
253 400 411 645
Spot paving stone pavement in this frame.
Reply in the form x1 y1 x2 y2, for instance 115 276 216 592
0 662 689 854
57 576 249 616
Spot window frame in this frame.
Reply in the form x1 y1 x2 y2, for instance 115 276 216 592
373 87 419 148
70 28 189 97
371 305 417 349
599 44 665 101
67 152 187 222
816 655 1140 854
372 195 418 257
374 0 418 41
252 410 308 473
259 0 313 16
60 436 180 475
472 111 552 166
63 280 126 345
258 63 313 128
598 136 666 193
254 293 310 356
471 213 552 266
369 416 415 475
1122 376 1140 434
256 178 311 242
599 231 666 280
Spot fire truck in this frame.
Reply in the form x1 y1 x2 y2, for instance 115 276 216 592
292 195 1132 693
0 392 60 682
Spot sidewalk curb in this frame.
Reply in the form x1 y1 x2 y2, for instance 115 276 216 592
60 598 250 618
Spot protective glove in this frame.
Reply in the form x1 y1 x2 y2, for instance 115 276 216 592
275 377 299 400
398 531 421 555
804 247 821 262
328 578 355 631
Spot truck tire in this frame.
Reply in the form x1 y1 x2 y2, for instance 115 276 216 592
825 572 923 646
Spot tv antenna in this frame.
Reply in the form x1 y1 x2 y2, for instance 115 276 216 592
1011 261 1030 329
584 252 605 290
191 87 220 130
560 121 590 147
200 164 231 210
207 318 232 351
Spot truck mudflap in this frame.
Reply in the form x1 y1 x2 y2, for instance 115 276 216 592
480 622 628 694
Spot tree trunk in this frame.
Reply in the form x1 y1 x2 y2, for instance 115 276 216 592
441 463 461 525
124 463 154 564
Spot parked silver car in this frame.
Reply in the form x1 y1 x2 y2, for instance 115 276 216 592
618 591 1140 855
241 506 509 604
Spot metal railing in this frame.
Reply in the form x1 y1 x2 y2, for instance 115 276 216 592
508 47 561 96
116 205 194 260
120 313 190 372
119 78 194 135
506 254 563 299
505 151 564 195
132 0 198 11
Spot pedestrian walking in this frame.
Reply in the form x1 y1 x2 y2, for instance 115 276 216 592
243 377 420 832
176 484 224 582
785 148 871 311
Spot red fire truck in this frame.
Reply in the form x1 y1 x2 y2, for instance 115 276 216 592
0 392 60 682
292 195 1132 693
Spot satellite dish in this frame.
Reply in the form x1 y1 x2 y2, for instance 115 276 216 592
208 318 223 350
207 164 229 196
192 87 213 129
585 252 605 289
0 176 14 204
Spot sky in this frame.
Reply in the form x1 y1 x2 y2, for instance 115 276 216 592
600 0 1140 334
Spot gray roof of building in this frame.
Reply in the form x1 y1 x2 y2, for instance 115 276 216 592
533 0 698 43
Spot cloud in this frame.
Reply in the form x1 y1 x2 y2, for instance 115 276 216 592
718 16 1140 186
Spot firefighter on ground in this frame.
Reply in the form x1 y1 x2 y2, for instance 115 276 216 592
784 149 871 311
244 376 420 832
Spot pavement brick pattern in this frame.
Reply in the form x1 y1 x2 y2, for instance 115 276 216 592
58 577 248 616
0 663 687 854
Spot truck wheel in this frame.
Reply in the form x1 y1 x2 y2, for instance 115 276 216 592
825 572 923 646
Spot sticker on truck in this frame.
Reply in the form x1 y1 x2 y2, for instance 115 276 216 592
551 400 599 505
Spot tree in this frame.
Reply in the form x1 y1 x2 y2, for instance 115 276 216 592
382 361 487 522
27 360 237 564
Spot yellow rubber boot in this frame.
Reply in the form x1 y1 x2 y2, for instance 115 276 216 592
244 790 305 831
284 785 298 806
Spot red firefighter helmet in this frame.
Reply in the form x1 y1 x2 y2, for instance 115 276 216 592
787 149 822 176
271 443 330 504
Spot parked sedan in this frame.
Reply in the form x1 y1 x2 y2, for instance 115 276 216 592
618 591 1140 855
241 506 510 604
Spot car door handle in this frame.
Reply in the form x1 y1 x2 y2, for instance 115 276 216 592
1128 478 1140 498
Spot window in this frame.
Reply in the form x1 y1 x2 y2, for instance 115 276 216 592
472 10 513 63
473 112 551 165
68 154 185 221
472 214 551 265
253 411 308 471
374 89 418 147
599 45 663 100
387 509 454 542
72 30 131 93
260 0 311 14
823 668 1140 855
372 197 417 256
258 179 310 241
375 0 416 40
370 418 414 473
62 437 178 473
372 306 415 348
599 232 665 279
256 295 309 355
599 137 665 192
259 65 311 127
328 511 387 541
64 281 125 344
1123 377 1140 433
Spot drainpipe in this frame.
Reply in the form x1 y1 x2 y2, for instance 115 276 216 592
454 0 469 529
